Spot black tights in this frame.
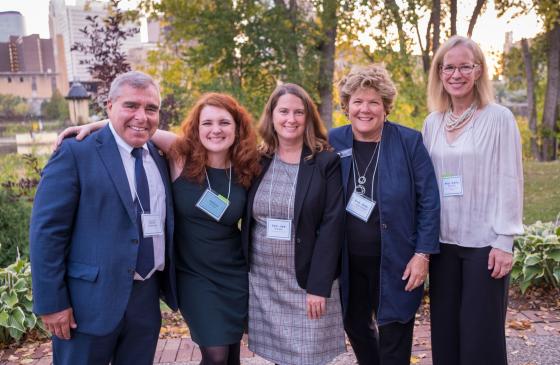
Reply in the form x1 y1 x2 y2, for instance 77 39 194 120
199 342 240 365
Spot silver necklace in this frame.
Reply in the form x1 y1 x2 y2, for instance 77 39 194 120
444 103 477 131
352 142 379 193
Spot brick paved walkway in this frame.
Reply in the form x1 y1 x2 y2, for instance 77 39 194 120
2 309 559 365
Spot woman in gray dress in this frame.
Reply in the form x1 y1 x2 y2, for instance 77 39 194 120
241 83 346 365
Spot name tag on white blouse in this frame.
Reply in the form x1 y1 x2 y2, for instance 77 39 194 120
442 175 464 197
141 213 163 237
196 189 230 221
266 218 292 240
346 192 376 222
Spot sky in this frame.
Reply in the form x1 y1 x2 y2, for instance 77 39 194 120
0 0 544 73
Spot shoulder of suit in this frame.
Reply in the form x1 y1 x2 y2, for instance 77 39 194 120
385 120 422 141
311 150 340 168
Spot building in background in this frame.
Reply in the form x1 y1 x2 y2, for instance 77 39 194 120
48 0 142 84
0 11 26 42
0 34 67 113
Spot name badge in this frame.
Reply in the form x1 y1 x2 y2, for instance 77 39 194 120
442 175 464 197
141 213 163 237
266 218 292 240
196 189 230 221
337 148 352 158
346 191 376 222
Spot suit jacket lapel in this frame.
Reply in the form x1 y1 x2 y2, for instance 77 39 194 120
340 126 354 192
95 125 136 224
293 146 314 226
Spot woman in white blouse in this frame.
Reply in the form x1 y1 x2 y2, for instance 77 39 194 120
422 35 523 365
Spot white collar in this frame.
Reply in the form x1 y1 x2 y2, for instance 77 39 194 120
108 121 149 155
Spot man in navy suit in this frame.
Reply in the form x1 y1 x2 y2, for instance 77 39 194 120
30 71 177 365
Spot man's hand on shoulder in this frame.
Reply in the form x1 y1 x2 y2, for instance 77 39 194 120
41 307 77 340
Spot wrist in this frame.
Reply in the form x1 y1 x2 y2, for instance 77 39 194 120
414 252 430 262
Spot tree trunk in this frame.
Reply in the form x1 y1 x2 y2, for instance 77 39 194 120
422 14 433 73
541 22 560 161
450 0 457 36
317 0 338 129
467 0 486 38
432 0 441 55
521 38 541 160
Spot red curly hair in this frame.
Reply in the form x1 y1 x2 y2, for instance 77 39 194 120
169 93 261 189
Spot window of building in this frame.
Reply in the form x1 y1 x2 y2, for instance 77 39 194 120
19 77 24 82
7 77 12 83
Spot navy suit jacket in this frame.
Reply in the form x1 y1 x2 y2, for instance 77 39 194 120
30 125 177 336
329 122 439 325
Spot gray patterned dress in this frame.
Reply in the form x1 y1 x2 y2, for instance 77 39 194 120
248 158 345 365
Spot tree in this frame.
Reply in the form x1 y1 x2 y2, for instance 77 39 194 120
521 38 540 160
0 94 30 120
40 90 69 121
139 0 360 127
467 0 486 38
71 0 139 113
497 0 560 160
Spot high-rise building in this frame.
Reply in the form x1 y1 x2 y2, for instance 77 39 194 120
48 0 142 83
0 11 26 42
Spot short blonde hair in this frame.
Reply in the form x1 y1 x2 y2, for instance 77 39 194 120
338 65 397 115
427 36 494 112
258 83 330 159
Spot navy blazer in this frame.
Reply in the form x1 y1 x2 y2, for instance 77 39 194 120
241 148 345 297
30 125 178 336
329 122 440 325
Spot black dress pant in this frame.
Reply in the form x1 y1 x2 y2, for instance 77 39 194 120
430 244 509 365
344 254 415 365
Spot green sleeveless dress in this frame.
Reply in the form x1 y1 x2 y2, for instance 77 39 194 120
173 167 248 346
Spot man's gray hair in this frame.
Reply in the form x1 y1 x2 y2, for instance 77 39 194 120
107 71 160 103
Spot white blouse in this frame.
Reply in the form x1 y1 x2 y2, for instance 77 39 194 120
422 103 524 253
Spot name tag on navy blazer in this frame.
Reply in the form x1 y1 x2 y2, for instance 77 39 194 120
337 148 352 158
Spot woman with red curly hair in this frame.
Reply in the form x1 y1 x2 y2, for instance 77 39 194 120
58 93 261 365
164 93 261 365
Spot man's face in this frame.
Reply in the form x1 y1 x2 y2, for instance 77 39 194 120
107 84 160 147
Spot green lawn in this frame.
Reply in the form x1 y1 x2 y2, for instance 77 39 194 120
524 160 560 224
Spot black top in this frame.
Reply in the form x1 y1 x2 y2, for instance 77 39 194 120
345 140 381 256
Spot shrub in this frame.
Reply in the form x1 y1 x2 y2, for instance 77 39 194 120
0 191 32 267
511 218 560 293
0 255 45 344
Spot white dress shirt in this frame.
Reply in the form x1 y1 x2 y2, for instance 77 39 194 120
422 103 524 253
109 122 166 279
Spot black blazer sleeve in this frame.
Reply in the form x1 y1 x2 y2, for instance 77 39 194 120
296 151 345 297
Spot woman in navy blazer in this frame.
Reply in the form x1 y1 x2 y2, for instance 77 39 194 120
241 83 346 365
328 65 440 365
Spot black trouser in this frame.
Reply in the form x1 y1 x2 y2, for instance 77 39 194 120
430 244 509 365
344 254 415 365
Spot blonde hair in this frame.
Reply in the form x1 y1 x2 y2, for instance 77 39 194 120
258 83 330 159
338 64 397 115
427 35 494 112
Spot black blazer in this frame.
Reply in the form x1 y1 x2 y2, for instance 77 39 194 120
242 147 345 297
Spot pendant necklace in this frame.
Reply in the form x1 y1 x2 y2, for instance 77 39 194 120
352 142 379 195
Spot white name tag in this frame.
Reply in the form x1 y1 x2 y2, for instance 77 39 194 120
346 191 376 222
195 189 230 221
266 218 292 240
442 175 464 197
141 213 163 237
